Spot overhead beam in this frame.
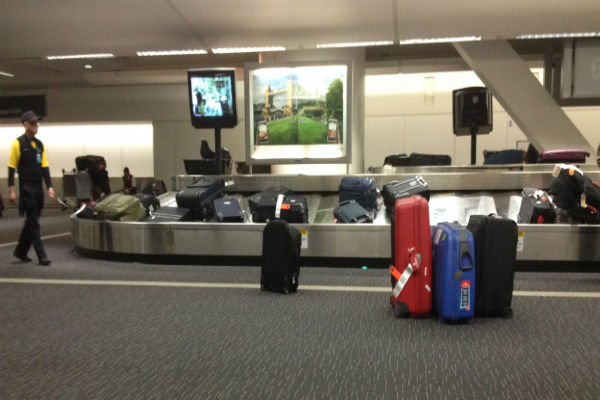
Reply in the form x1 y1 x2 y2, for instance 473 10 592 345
454 40 593 154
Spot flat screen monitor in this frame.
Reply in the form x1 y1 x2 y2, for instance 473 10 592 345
187 69 237 129
452 86 493 135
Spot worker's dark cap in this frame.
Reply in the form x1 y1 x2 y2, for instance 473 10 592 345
21 110 42 123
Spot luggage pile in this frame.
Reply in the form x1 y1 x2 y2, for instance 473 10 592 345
389 190 518 323
334 177 378 223
516 163 600 224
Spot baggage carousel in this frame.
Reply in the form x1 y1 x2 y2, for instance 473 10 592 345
71 164 600 266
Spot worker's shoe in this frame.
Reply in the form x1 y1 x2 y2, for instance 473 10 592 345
39 258 51 266
14 251 32 263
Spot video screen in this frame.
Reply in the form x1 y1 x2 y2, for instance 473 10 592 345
187 69 237 129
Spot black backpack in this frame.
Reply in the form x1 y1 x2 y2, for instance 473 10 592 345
549 165 600 223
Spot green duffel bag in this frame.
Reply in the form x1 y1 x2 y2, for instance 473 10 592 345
95 193 147 222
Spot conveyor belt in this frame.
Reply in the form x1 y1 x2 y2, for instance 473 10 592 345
71 166 600 263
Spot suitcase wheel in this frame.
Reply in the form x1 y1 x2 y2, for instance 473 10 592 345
260 273 266 291
393 302 410 318
503 307 513 319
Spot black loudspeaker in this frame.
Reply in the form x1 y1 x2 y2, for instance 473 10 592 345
452 87 493 135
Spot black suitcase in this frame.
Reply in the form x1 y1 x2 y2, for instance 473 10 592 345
467 214 518 318
248 186 294 214
334 200 373 223
407 153 452 166
261 219 301 294
382 176 430 214
384 153 451 166
338 177 378 210
147 207 193 222
383 153 409 166
213 197 244 222
252 194 309 223
517 188 556 224
175 177 225 220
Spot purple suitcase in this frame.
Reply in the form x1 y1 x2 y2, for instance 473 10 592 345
538 149 589 164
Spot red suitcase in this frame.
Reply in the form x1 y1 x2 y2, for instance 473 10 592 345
389 195 433 318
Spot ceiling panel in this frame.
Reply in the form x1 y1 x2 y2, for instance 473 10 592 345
0 0 198 58
170 0 395 49
1 0 599 90
396 1 600 40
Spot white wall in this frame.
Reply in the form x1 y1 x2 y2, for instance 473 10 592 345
364 70 600 168
0 123 153 179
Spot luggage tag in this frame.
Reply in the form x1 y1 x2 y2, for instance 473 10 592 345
275 194 285 219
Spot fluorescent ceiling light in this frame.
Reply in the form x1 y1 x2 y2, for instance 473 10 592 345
136 49 207 56
211 46 286 54
316 40 393 49
46 53 115 60
0 70 15 78
400 36 481 45
516 32 600 39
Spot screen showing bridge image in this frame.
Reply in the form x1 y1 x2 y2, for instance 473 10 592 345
245 62 351 164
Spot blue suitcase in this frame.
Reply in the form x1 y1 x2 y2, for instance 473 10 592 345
339 177 378 211
431 222 476 323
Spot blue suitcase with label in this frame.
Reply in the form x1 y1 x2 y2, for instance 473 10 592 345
431 222 475 324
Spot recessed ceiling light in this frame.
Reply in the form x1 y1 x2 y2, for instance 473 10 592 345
516 32 600 39
316 41 393 48
399 36 481 45
84 65 93 69
46 53 115 60
211 46 286 54
136 49 208 56
0 70 15 78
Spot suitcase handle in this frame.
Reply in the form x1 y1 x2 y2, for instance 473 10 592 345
458 230 473 271
408 247 422 272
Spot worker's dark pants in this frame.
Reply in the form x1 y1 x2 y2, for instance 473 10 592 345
15 181 47 261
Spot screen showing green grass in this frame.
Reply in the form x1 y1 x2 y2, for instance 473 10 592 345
251 65 345 145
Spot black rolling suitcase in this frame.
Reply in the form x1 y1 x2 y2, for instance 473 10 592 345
467 214 518 317
383 153 409 166
338 177 378 210
261 219 301 294
252 194 309 223
334 200 373 223
175 177 225 220
382 176 430 214
248 186 294 213
213 197 244 222
407 153 452 166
